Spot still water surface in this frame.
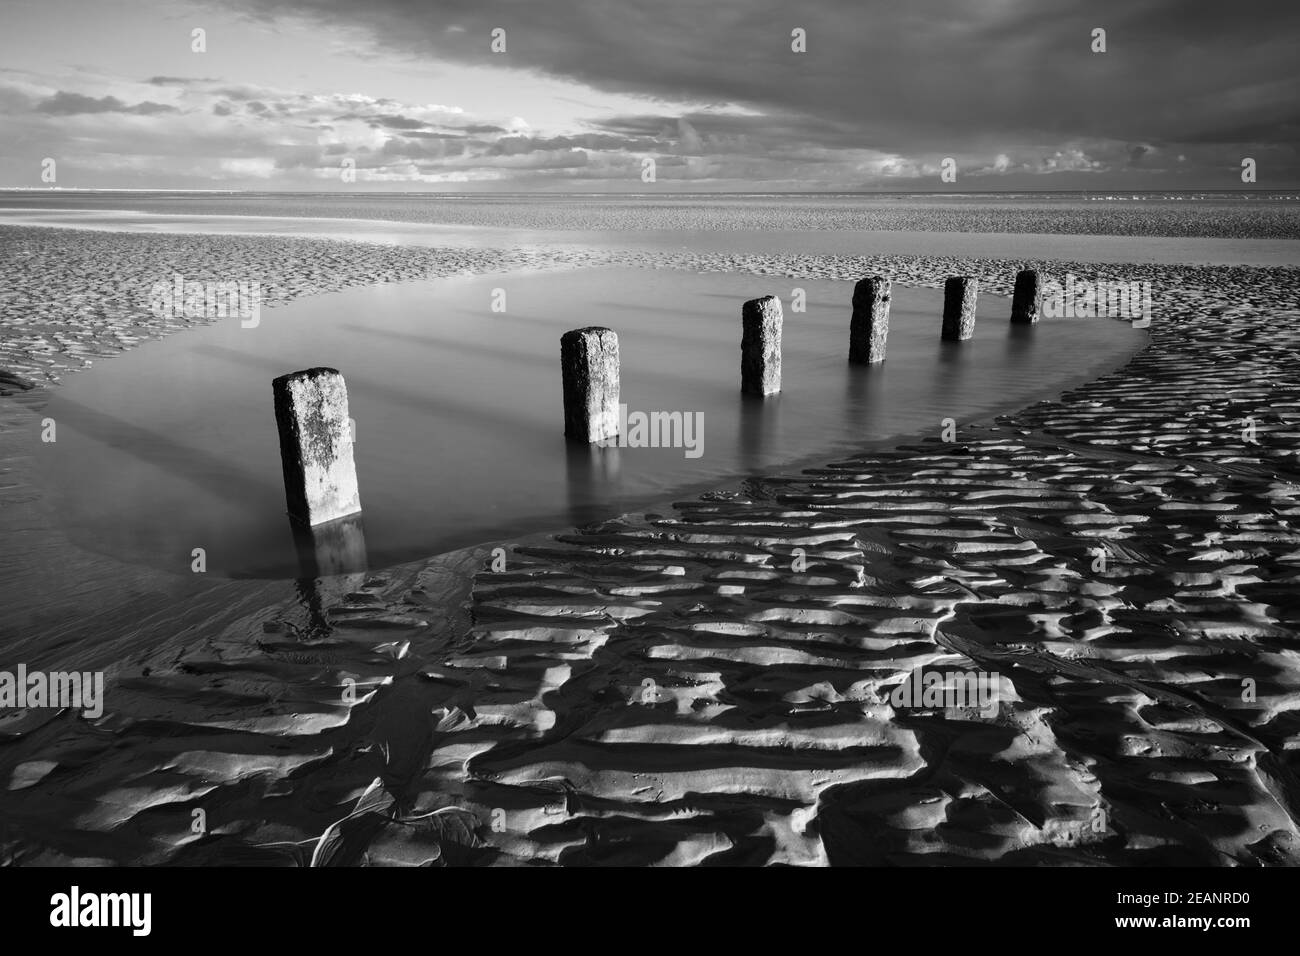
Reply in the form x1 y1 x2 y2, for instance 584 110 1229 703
37 267 1144 577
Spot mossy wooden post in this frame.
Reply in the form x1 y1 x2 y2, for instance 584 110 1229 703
272 367 361 526
942 277 978 341
849 276 890 364
742 295 782 395
1011 269 1041 324
561 327 620 443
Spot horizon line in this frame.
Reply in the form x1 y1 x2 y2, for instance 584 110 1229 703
1 186 1296 196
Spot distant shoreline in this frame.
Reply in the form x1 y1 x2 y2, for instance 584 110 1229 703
2 187 1298 198
4 191 1298 242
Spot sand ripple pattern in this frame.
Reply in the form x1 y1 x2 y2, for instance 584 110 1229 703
417 266 1300 865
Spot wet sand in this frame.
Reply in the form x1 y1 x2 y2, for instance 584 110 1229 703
2 220 1299 866
2 207 1298 269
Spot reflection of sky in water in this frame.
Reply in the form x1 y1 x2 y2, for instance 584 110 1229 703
37 267 1142 578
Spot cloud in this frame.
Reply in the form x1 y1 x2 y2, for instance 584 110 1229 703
372 114 431 130
220 157 276 177
676 118 703 154
36 91 177 115
3 0 1296 189
1040 148 1103 172
146 75 219 86
213 0 1300 186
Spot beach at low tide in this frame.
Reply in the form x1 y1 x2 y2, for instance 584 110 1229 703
2 197 1299 866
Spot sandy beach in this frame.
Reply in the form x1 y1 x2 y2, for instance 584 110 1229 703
3 208 1299 866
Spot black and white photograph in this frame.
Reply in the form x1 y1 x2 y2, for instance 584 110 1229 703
0 0 1295 931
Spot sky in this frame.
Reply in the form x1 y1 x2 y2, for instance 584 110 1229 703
0 0 1295 191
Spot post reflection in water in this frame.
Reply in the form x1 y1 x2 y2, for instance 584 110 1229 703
1006 321 1036 360
932 338 973 413
738 392 781 471
291 512 369 578
290 513 370 638
565 441 622 528
845 359 889 436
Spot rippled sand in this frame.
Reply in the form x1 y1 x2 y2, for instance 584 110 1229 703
2 224 1299 866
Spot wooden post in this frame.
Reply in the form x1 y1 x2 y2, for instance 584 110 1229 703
561 327 620 443
942 277 978 341
742 295 782 395
1011 269 1041 324
272 367 362 526
849 276 890 364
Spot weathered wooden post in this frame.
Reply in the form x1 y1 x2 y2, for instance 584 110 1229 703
561 327 620 443
849 276 891 364
942 277 978 341
272 367 362 526
1010 269 1041 324
742 295 782 395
